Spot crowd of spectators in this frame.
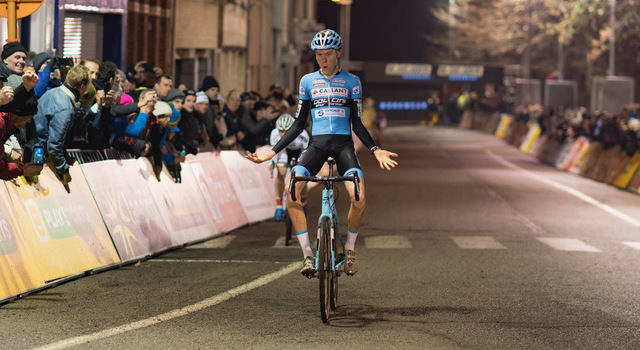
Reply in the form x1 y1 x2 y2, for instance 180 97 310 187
0 42 295 185
507 102 640 182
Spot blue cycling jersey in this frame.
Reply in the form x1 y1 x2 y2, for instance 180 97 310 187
297 70 363 136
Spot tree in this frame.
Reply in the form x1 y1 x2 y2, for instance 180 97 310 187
430 0 640 105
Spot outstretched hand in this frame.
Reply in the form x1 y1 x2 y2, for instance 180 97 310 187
245 150 276 164
373 149 398 170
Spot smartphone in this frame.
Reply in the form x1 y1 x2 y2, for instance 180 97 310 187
103 82 112 92
33 146 44 165
180 150 187 156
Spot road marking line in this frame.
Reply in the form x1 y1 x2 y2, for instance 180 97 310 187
452 236 506 249
151 259 292 264
622 242 640 250
486 150 640 228
537 238 601 252
187 235 235 249
31 262 299 350
273 236 300 248
364 235 412 248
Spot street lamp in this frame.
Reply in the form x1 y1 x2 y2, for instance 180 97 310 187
331 0 352 69
608 0 615 76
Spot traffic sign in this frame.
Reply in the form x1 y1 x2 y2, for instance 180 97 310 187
0 0 44 42
0 0 44 19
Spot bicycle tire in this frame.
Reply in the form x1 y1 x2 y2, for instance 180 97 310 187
284 211 292 246
318 217 331 323
330 215 338 310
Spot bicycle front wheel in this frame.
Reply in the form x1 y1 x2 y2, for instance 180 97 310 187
318 217 332 323
330 215 339 310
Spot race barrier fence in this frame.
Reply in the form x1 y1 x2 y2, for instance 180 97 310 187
479 110 640 196
0 147 275 304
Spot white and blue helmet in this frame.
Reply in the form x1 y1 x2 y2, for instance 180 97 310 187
311 29 343 51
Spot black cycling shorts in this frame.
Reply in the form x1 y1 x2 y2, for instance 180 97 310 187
293 134 362 177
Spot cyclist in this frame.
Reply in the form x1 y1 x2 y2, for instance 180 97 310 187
270 113 310 221
246 29 398 277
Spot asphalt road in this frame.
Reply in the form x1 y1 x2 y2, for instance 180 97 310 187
3 126 640 350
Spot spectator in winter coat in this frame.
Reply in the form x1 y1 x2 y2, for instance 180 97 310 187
34 65 90 186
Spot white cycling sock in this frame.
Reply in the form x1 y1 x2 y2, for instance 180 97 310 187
296 230 313 258
346 228 358 250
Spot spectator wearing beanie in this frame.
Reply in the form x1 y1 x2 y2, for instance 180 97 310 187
0 42 39 120
32 52 53 98
177 90 198 155
166 88 185 111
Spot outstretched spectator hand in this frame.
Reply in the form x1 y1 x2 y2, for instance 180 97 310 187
153 165 162 181
22 162 43 177
21 70 39 91
0 86 14 105
96 90 114 108
138 90 157 112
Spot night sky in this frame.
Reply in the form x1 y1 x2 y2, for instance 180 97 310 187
317 0 441 63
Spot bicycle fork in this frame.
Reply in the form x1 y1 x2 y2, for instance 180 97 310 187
315 188 336 275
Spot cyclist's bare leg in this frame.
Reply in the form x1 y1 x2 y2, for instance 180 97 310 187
275 166 287 197
344 178 366 250
273 166 287 220
287 177 312 258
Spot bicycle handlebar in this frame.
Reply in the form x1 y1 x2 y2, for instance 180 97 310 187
288 172 360 202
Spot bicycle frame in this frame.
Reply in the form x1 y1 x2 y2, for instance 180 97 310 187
288 158 360 322
315 183 344 274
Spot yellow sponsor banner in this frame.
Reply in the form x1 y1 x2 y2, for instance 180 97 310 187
0 182 43 300
495 115 512 140
6 164 120 282
568 143 594 175
613 152 640 189
519 124 541 154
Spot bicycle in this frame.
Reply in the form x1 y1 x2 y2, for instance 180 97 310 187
289 157 360 323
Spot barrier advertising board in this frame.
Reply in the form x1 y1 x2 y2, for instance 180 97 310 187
137 158 218 244
186 152 248 233
220 150 275 223
6 164 120 282
80 160 173 262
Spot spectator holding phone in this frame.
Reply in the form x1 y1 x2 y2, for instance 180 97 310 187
0 109 43 179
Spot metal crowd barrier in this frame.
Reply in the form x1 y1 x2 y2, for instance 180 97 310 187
66 148 133 165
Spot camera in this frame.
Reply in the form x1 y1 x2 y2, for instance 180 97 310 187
51 56 74 69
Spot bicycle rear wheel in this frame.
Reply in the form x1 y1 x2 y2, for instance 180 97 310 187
318 217 332 323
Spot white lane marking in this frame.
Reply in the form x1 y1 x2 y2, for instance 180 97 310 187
622 242 640 250
364 236 412 249
187 235 235 249
537 238 601 252
486 150 640 228
31 262 299 350
273 236 300 249
452 236 506 249
151 259 291 264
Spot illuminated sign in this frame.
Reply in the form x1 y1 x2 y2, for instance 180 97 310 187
437 65 484 81
385 63 433 77
379 101 429 111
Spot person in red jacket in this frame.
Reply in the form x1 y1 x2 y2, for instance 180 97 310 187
0 111 43 180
